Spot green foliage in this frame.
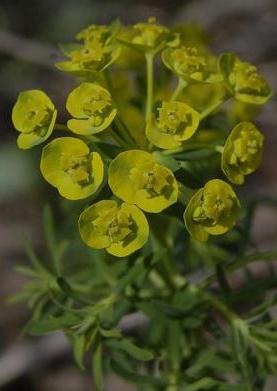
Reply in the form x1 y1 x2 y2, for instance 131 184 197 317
10 17 277 391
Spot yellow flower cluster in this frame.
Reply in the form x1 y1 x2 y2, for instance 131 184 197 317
11 19 271 257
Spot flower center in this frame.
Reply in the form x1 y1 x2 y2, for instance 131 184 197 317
229 129 263 166
157 102 192 136
62 154 92 186
193 192 234 224
24 107 51 133
82 93 111 118
129 165 173 199
172 47 206 74
233 62 266 93
72 40 104 65
94 209 133 245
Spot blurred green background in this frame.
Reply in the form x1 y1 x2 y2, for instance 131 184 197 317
0 0 276 390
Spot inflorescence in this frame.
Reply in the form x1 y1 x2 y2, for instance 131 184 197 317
12 17 271 257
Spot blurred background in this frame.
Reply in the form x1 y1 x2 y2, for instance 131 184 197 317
0 0 276 389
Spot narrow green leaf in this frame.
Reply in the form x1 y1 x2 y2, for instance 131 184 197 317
23 237 50 277
27 313 80 335
14 265 38 278
107 338 154 361
110 360 165 386
71 334 86 370
99 328 122 339
185 377 220 391
92 339 104 391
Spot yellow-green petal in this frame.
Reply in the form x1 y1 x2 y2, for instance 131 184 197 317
162 46 222 84
219 53 272 105
222 122 264 185
118 17 169 53
146 101 200 150
108 150 178 213
78 200 149 257
12 90 57 149
40 137 104 200
66 83 117 135
184 179 240 241
184 189 209 242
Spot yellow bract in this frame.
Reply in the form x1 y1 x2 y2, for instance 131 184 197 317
119 17 169 53
12 90 57 149
222 122 264 184
219 53 272 105
108 150 178 213
66 83 117 135
40 137 104 200
162 46 221 83
146 101 200 149
56 21 121 76
184 179 240 241
79 200 149 257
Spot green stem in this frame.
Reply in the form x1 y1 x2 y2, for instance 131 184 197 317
54 123 68 131
114 116 136 148
104 71 136 147
200 94 231 120
170 78 187 102
203 291 237 323
110 125 129 148
145 53 154 122
162 143 223 156
200 250 277 289
178 182 196 205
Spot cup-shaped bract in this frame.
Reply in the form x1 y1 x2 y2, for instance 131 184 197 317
162 46 221 83
184 179 240 242
219 53 272 105
56 22 121 76
222 122 264 185
79 200 149 257
146 101 200 149
76 20 120 45
56 42 120 76
12 90 57 149
66 83 117 135
118 17 169 54
40 137 104 200
108 150 178 213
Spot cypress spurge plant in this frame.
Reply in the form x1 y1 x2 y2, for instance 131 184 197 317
11 17 277 391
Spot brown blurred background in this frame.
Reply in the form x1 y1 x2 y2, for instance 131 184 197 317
0 0 276 389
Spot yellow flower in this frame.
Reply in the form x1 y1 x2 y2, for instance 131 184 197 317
40 137 104 200
76 20 120 45
79 200 149 257
56 21 121 76
108 150 178 213
66 83 117 135
162 46 221 83
146 101 200 149
184 179 240 241
118 17 169 53
222 122 264 184
219 53 272 105
12 90 57 149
